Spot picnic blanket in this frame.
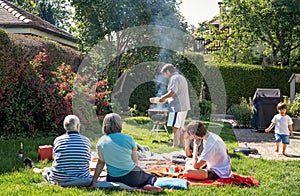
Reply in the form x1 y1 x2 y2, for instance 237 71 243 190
184 173 260 187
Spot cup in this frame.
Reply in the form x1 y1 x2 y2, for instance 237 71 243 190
169 166 175 173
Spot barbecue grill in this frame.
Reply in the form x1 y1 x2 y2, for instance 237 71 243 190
147 108 171 143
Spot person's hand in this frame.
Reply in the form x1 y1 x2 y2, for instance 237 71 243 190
192 158 198 166
265 128 270 133
290 132 294 138
159 97 166 103
193 139 201 147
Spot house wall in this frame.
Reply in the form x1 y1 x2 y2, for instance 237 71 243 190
2 27 77 49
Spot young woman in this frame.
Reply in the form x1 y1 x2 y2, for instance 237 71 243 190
91 113 162 193
183 121 232 180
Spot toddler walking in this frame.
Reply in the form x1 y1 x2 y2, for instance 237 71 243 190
265 102 294 155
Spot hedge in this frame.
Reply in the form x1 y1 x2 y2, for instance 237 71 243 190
206 63 300 109
126 55 300 114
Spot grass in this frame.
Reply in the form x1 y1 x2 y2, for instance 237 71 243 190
0 119 300 195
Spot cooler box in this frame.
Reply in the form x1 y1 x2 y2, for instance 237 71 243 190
38 145 53 161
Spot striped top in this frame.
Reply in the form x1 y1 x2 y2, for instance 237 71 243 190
50 132 91 184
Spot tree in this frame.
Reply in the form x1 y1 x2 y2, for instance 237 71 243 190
71 0 187 89
71 0 186 50
8 0 72 31
207 0 300 66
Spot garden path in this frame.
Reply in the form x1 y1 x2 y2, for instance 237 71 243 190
233 129 300 160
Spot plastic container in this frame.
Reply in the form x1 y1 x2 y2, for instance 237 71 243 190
38 145 53 161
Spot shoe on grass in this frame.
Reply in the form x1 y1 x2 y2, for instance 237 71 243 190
24 157 35 169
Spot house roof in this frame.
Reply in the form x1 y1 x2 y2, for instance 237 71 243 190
208 18 221 25
0 0 76 43
288 73 300 83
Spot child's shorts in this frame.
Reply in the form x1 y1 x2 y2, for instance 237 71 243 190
274 133 290 144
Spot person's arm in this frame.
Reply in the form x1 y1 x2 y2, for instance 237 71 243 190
265 122 275 133
191 139 206 169
184 132 192 157
192 139 200 159
185 143 192 157
193 160 206 169
159 90 176 103
131 146 138 165
289 124 294 137
90 149 105 188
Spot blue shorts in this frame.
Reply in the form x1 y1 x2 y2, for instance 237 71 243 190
274 133 290 144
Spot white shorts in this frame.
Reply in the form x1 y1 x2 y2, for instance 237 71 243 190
167 111 188 129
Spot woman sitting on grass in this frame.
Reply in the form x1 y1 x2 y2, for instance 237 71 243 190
91 113 162 193
183 121 232 180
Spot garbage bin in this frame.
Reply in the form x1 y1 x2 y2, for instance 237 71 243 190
252 88 282 131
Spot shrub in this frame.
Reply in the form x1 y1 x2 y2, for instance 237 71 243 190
123 116 151 125
129 104 140 117
199 99 213 120
228 97 253 127
129 82 156 116
286 94 300 118
0 30 109 138
205 62 300 109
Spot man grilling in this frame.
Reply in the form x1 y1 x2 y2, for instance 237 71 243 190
159 64 190 148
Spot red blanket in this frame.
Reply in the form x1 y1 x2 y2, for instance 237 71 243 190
184 174 260 187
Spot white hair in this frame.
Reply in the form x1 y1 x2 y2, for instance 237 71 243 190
63 115 80 132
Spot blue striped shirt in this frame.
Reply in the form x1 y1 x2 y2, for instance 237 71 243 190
50 132 91 184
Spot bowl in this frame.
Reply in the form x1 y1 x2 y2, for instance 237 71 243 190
149 97 160 104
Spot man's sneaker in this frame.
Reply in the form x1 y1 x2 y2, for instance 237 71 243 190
24 157 35 168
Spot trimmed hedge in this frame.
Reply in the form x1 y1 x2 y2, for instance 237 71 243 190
206 63 300 109
120 52 300 115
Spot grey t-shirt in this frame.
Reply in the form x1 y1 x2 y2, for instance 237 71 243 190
168 72 191 112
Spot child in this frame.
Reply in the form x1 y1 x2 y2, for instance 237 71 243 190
265 102 294 155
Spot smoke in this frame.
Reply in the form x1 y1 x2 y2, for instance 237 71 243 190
154 73 167 97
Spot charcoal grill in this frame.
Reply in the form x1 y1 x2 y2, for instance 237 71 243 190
147 109 171 143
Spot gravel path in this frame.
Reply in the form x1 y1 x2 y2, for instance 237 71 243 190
233 129 300 160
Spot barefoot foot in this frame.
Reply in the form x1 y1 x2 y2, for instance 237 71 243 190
275 148 279 153
143 185 162 193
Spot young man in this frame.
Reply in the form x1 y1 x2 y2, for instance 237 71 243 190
25 115 92 187
159 64 190 148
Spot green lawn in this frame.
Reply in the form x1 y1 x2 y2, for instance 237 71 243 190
0 119 299 195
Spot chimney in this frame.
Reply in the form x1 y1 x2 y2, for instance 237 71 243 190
218 1 223 30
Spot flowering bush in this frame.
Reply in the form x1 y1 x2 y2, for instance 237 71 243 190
1 48 110 138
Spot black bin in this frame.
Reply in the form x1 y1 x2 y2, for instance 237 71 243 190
252 88 282 131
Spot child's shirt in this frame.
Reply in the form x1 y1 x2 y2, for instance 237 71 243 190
271 114 293 135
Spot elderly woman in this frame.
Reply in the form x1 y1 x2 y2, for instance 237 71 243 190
91 113 162 193
183 121 232 180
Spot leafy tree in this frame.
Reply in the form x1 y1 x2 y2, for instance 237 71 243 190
71 0 186 50
71 0 187 91
8 0 72 30
205 0 300 66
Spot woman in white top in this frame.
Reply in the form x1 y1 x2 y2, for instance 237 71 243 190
183 121 232 180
